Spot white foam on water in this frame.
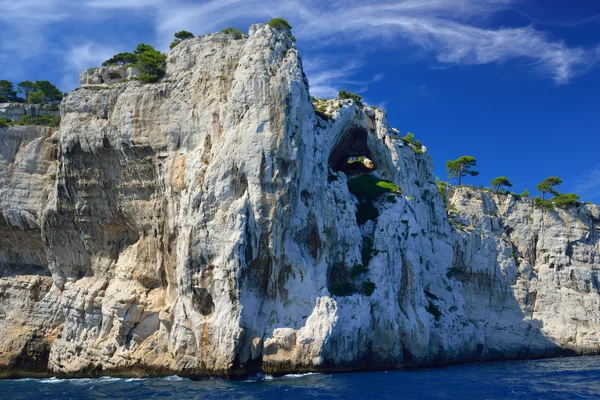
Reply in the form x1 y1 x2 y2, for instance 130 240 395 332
39 377 65 384
163 375 188 381
279 372 322 380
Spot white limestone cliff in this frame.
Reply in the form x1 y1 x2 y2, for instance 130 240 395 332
0 23 599 378
0 103 60 122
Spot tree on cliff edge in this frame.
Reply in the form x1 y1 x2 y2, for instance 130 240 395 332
536 176 562 200
170 31 195 49
0 80 18 103
491 176 513 193
135 44 167 83
102 52 138 66
17 80 36 99
267 18 296 42
446 156 479 186
34 80 63 104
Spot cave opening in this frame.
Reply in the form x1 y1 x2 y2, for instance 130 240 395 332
328 127 374 176
107 72 123 81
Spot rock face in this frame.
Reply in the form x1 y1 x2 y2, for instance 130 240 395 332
1 23 599 378
0 103 60 122
80 65 140 86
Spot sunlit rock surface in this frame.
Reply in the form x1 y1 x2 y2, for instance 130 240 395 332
1 23 599 378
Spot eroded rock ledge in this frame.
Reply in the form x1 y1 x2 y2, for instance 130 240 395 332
1 23 599 378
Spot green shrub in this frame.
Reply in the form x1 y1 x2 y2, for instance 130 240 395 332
521 189 530 198
104 44 167 84
222 27 244 39
0 118 11 128
347 174 401 225
533 196 554 210
426 300 442 321
361 281 376 296
552 193 579 208
436 177 447 203
103 52 138 66
10 114 60 127
402 132 414 143
170 30 194 49
267 18 296 42
27 90 46 104
338 89 363 107
413 140 424 154
350 264 369 278
329 282 355 296
267 18 292 32
49 173 56 180
347 174 400 202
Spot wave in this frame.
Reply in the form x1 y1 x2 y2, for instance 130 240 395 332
162 375 189 382
244 372 322 382
279 372 322 380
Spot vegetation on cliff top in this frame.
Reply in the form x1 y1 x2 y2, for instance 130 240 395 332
0 80 62 104
491 176 513 193
103 43 167 83
221 27 244 40
169 30 194 49
338 89 363 107
439 164 581 210
446 156 479 186
267 18 296 42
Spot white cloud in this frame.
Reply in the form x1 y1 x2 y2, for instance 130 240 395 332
60 42 118 89
66 43 117 72
573 166 600 202
1 0 599 91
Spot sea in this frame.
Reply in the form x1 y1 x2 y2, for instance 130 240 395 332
2 356 600 399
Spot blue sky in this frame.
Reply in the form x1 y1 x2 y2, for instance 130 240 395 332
2 0 600 202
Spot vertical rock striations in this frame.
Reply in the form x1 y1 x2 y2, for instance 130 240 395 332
0 23 599 377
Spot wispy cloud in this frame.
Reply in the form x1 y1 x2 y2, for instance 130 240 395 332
1 0 600 91
303 56 384 98
573 166 600 203
60 42 118 89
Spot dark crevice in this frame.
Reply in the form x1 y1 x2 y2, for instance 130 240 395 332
329 127 373 175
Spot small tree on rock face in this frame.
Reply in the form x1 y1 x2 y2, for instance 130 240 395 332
170 30 195 50
267 18 292 33
102 52 138 66
491 176 513 193
131 44 168 83
221 27 244 40
536 176 562 200
403 132 415 143
267 18 296 42
446 156 479 186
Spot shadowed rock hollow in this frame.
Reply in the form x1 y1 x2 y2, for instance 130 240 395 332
1 23 600 378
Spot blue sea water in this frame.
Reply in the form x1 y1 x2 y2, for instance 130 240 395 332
2 356 600 399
